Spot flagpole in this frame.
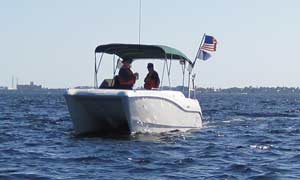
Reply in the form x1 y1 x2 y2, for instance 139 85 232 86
192 33 206 67
188 33 205 98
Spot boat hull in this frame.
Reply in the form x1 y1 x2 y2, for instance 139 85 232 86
64 89 202 135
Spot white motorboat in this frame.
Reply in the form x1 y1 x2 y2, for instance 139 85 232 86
65 44 203 135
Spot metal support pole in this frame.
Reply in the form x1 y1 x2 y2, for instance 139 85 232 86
166 59 171 88
94 53 97 88
96 53 104 72
161 56 167 89
181 60 186 92
113 54 116 77
192 74 196 99
95 53 104 88
188 72 191 98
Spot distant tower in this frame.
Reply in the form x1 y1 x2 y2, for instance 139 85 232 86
11 76 14 89
16 77 19 90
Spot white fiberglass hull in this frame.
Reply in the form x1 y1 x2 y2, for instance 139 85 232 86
64 89 202 135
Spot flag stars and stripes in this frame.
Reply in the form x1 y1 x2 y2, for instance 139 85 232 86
201 35 217 52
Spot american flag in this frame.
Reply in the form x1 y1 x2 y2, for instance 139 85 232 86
201 35 217 52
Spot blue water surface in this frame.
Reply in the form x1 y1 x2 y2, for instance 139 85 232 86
0 91 300 179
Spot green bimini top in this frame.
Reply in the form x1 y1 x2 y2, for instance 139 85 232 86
95 43 192 64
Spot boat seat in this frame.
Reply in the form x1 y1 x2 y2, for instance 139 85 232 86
99 76 121 89
99 79 115 89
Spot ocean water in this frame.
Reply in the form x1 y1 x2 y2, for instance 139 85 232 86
0 91 300 180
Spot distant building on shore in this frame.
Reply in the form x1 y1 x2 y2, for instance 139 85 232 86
17 81 43 91
0 86 8 90
0 81 67 94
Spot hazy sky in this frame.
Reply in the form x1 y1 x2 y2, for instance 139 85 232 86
1 0 299 88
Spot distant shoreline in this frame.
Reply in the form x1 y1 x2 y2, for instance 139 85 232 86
1 86 300 94
195 87 300 94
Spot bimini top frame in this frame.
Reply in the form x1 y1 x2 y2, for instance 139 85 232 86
94 43 195 98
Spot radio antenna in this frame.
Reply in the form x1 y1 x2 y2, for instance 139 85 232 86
138 0 142 44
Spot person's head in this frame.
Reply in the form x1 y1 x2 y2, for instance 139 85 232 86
122 59 131 68
147 63 154 72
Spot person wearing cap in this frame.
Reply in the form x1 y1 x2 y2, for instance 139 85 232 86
144 63 160 90
117 59 138 89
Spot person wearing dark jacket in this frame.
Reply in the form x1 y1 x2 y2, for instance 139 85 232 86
144 63 160 90
117 59 138 89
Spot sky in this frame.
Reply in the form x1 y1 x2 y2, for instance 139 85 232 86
1 0 300 88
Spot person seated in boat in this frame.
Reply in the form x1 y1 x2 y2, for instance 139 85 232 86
144 63 160 90
117 59 139 89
